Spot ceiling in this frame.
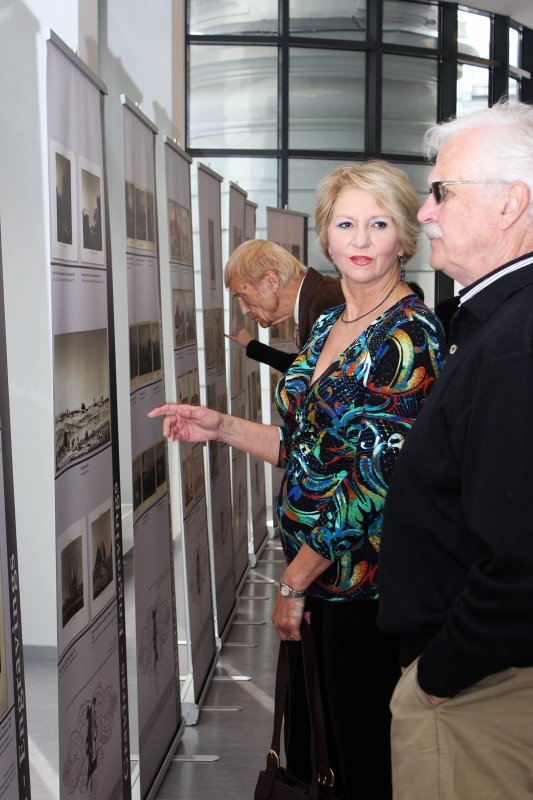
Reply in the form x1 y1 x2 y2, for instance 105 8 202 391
443 0 533 29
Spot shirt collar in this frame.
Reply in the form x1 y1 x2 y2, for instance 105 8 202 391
293 272 307 323
458 252 533 321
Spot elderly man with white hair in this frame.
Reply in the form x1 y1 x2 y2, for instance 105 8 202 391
378 100 533 800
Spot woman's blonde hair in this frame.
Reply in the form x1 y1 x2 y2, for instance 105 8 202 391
315 160 420 263
224 239 305 288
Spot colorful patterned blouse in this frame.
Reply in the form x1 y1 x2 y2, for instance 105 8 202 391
275 295 445 601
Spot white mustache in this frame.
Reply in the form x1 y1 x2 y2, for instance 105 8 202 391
424 223 442 240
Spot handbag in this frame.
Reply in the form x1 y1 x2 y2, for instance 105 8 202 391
254 620 336 800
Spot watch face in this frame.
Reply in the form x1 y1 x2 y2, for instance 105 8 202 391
280 584 289 597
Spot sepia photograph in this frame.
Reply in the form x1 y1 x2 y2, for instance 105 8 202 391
151 322 161 372
54 328 111 473
178 372 189 404
146 190 155 245
142 447 156 504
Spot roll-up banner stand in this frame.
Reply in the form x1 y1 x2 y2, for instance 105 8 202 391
47 32 131 799
243 202 268 560
265 208 309 528
121 99 182 798
227 183 250 590
196 165 235 641
163 138 216 720
0 223 32 798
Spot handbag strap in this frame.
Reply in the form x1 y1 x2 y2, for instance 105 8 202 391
267 620 334 791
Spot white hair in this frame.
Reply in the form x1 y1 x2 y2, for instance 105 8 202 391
425 100 533 217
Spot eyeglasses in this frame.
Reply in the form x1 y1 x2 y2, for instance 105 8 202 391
429 180 507 204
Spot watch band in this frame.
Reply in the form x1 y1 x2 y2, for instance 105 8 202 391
279 578 306 598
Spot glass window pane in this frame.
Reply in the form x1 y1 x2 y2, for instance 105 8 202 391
509 27 520 68
288 158 347 270
289 0 366 41
508 77 519 103
382 55 437 155
193 156 278 241
458 9 490 60
383 0 438 49
189 45 278 149
289 49 365 151
457 64 489 117
189 0 279 35
288 159 434 301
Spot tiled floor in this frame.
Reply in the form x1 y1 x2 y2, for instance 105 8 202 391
25 540 284 799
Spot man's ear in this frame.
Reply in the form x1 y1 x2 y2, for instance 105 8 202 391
499 181 531 230
264 270 281 292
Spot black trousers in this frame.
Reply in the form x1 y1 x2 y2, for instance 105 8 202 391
284 598 400 800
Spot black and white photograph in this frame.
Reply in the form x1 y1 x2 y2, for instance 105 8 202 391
182 451 194 512
178 372 189 404
184 289 196 342
125 181 136 240
138 322 154 378
208 218 216 287
90 504 113 602
57 517 89 656
193 444 204 500
133 455 142 512
50 141 78 262
174 289 186 347
188 368 200 405
142 447 156 504
135 186 147 243
168 199 182 262
151 322 161 372
146 190 155 245
80 158 104 265
129 324 139 380
155 441 166 489
54 328 111 474
61 535 85 629
179 204 193 265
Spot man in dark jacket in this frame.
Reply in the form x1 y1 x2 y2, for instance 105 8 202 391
224 239 344 372
377 100 533 800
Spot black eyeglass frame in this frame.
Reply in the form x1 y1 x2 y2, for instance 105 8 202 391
429 180 507 204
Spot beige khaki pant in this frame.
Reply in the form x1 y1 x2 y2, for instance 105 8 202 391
390 658 533 800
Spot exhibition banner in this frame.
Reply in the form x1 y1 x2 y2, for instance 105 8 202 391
122 101 181 797
47 34 131 800
164 139 216 705
0 224 32 799
227 183 249 589
197 165 235 637
243 202 267 555
266 208 308 524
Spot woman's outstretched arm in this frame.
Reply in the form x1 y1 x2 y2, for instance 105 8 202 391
148 403 281 465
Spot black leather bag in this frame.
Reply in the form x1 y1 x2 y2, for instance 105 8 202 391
254 620 336 800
